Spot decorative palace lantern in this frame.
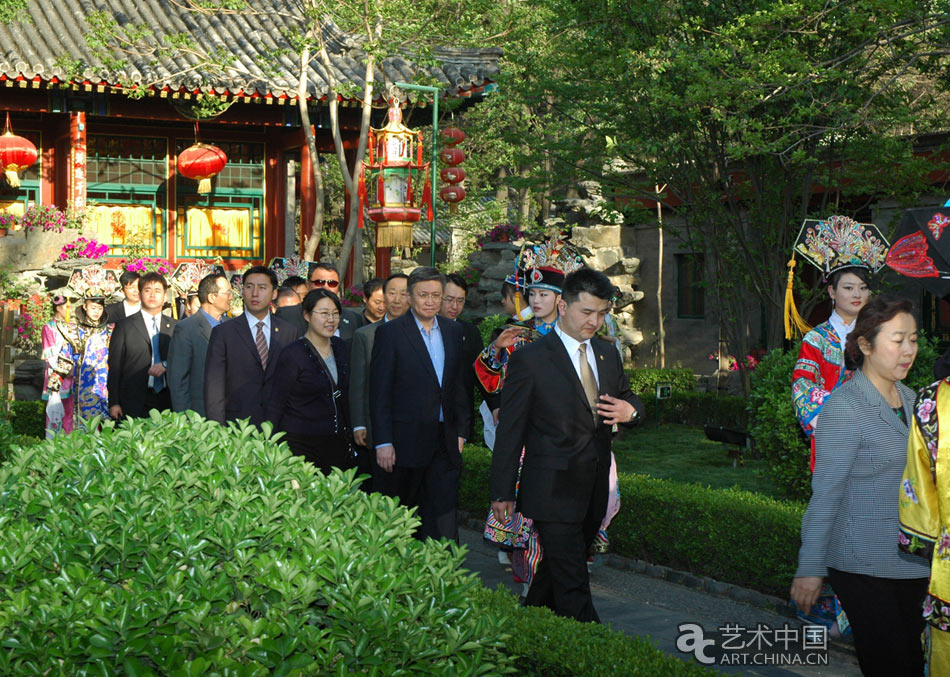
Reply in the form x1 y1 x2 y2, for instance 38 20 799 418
0 113 38 188
441 167 466 184
440 185 467 210
359 98 432 249
177 124 228 194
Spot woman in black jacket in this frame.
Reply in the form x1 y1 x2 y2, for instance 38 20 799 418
266 288 353 474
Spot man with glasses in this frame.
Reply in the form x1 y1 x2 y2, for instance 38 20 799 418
439 273 484 441
370 267 470 542
167 272 231 417
276 262 364 344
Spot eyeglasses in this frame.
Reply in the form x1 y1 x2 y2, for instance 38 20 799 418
310 278 340 288
414 292 443 301
312 312 341 321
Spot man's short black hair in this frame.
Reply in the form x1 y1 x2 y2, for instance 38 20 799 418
561 267 614 305
445 272 468 294
283 275 307 289
407 266 446 294
310 262 339 279
363 277 384 298
243 265 279 289
138 271 169 292
197 272 226 304
384 272 409 292
501 280 519 300
119 270 140 288
276 286 300 302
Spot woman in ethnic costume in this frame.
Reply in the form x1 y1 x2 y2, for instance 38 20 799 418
477 238 584 590
786 215 890 640
41 295 74 437
900 375 950 675
46 266 120 431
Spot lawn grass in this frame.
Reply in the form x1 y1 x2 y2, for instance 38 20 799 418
613 423 784 499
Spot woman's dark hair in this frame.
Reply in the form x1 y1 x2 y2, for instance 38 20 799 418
828 266 871 290
302 288 342 315
844 296 915 369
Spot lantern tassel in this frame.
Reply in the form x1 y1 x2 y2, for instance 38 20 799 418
197 177 212 194
64 299 70 324
357 164 367 230
784 257 811 340
406 170 414 204
376 170 385 206
4 169 20 188
422 170 433 221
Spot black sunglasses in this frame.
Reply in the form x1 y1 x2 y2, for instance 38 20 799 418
310 278 340 288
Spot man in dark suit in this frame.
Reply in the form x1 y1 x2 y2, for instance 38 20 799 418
105 270 141 324
276 262 363 343
204 266 298 425
350 273 409 487
440 273 484 440
166 272 231 416
370 267 469 542
490 267 644 623
108 272 177 419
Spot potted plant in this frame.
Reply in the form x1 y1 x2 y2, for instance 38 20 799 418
0 211 18 237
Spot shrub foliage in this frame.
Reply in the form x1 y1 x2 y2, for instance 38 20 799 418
0 412 514 674
642 392 747 429
625 367 695 397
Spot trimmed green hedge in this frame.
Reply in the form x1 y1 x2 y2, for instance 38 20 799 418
474 586 712 675
642 391 747 429
461 445 803 597
8 399 45 439
0 412 515 673
626 367 695 397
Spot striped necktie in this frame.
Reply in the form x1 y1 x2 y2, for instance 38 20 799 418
255 321 268 369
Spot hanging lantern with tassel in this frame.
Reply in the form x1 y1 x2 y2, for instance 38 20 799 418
359 98 432 249
438 134 466 211
0 113 38 188
177 123 228 194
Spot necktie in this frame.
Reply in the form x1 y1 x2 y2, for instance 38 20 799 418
151 316 165 393
578 343 598 421
255 321 269 369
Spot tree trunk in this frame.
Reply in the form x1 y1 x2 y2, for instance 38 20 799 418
296 40 325 262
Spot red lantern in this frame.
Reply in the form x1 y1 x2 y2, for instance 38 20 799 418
440 167 466 184
0 114 38 188
440 185 466 212
177 143 228 194
438 147 466 166
439 128 466 146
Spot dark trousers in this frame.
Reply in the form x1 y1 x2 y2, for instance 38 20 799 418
141 388 171 416
827 568 928 677
525 455 608 623
377 442 460 543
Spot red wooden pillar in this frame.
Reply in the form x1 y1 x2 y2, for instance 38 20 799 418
375 247 391 278
167 133 178 264
299 135 315 260
263 130 280 262
68 111 86 212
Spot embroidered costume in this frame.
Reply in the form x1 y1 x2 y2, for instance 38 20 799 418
900 378 950 673
41 317 73 435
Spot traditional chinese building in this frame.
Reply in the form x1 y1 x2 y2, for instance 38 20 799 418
0 1 499 268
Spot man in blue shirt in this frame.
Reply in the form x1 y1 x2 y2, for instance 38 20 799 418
167 272 231 417
370 267 470 542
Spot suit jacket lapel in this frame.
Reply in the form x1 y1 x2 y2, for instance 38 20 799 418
402 315 440 385
132 312 151 349
264 316 284 377
238 316 264 370
593 340 614 399
855 370 908 435
545 332 592 415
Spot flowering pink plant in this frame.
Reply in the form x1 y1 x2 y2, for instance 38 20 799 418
0 211 19 231
708 349 762 371
59 237 109 261
476 223 523 248
20 205 84 233
123 257 172 276
340 284 365 308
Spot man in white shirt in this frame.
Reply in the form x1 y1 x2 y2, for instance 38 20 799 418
105 271 141 324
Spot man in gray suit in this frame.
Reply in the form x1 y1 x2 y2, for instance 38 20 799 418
166 272 231 416
350 273 409 448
